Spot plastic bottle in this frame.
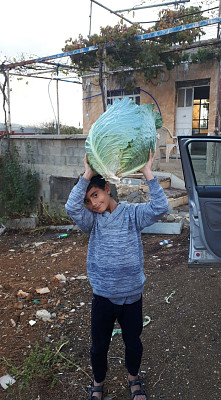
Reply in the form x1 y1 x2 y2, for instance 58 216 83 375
159 239 170 246
59 233 68 239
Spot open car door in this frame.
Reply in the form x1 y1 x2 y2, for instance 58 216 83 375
178 136 221 267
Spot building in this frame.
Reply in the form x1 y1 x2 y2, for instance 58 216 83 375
82 59 220 159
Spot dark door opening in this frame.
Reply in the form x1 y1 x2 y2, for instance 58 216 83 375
191 85 210 156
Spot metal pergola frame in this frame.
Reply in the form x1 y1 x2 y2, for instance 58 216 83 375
0 0 220 135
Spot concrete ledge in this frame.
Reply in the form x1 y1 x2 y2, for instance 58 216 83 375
6 217 39 230
48 224 79 231
142 222 183 235
9 134 88 140
154 171 185 190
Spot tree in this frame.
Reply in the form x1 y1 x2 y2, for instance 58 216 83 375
39 121 83 135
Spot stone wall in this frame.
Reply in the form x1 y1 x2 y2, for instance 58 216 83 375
0 134 162 215
0 135 87 213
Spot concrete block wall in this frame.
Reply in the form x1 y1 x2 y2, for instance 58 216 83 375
0 135 88 212
0 134 173 215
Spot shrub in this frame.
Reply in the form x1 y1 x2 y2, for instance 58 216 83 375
0 145 39 218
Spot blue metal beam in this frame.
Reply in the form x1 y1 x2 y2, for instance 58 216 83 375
36 45 99 63
136 17 221 41
3 17 221 69
37 17 221 63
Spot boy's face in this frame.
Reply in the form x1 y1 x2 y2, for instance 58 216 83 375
84 184 112 213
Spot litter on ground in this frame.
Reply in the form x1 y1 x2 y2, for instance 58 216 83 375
0 374 16 389
164 290 176 303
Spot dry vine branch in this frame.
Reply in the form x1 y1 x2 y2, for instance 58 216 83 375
0 63 11 153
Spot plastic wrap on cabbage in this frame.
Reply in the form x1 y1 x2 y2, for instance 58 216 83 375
85 97 162 183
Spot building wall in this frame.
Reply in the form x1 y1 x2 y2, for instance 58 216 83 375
83 75 103 134
138 61 218 136
82 61 219 138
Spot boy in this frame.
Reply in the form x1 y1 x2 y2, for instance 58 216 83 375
65 151 168 400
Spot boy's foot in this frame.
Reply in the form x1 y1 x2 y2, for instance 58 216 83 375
87 380 104 400
128 375 147 400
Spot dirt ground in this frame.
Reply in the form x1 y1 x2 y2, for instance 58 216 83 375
0 226 221 400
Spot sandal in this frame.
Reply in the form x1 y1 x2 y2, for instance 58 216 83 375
86 381 104 400
128 375 147 400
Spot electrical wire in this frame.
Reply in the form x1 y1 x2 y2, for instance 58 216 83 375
8 73 82 83
138 6 219 24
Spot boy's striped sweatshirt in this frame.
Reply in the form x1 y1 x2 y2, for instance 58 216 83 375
65 176 169 300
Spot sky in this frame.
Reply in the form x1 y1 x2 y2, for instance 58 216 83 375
0 0 218 129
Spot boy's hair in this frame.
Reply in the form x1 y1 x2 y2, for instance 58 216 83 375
86 174 107 193
75 173 118 202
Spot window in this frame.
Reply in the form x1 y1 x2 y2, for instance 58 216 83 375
177 87 193 107
107 88 140 105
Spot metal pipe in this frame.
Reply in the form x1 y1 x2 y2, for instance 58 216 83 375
137 6 219 24
2 46 99 69
89 0 92 36
83 92 101 100
90 0 136 25
6 70 12 135
215 0 221 131
42 61 77 69
115 0 190 13
8 72 82 83
56 79 60 135
218 0 221 39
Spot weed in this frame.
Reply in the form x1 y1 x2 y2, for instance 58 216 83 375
38 200 71 226
0 341 91 398
0 144 39 218
0 341 74 396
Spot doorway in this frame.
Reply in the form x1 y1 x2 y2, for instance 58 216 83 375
175 81 210 156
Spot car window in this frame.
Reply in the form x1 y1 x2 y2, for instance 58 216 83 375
188 141 221 186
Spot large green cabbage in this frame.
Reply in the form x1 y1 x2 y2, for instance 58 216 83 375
85 97 162 183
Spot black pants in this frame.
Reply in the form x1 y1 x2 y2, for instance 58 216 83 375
90 294 143 383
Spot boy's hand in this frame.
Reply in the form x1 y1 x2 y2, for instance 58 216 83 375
83 154 97 181
140 149 156 181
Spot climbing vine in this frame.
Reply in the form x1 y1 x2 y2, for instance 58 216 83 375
62 5 220 110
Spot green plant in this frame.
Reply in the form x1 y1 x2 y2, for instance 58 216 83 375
0 145 39 218
0 342 73 393
39 200 72 226
0 341 90 397
39 121 83 135
63 5 207 99
154 7 206 45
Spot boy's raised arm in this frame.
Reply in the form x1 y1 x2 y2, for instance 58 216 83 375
135 149 168 230
139 149 156 181
83 154 97 181
65 155 96 233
